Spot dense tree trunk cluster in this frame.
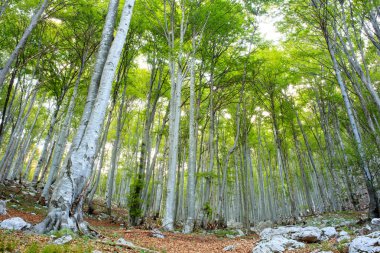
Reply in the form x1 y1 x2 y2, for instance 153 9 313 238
0 0 379 235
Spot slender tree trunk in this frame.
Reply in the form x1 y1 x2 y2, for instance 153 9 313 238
162 0 187 231
0 0 49 90
320 17 380 217
106 79 128 215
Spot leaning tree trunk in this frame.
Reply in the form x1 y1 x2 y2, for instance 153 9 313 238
106 79 128 215
41 58 85 201
34 0 135 234
69 0 119 154
0 0 49 90
320 17 380 217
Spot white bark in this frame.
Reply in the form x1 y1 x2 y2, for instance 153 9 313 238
0 0 49 90
69 0 119 152
35 0 135 233
162 0 187 231
41 60 85 200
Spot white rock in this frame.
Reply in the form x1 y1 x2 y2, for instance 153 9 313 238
260 226 302 240
223 245 236 251
291 226 322 243
116 238 134 247
349 231 380 253
0 200 6 215
338 230 351 242
226 234 235 239
92 250 102 253
0 217 31 230
252 235 305 253
371 218 380 226
236 229 245 237
151 228 165 239
321 227 337 240
53 235 73 245
254 221 274 233
371 218 380 231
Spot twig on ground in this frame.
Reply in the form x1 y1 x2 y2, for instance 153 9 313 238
96 239 160 253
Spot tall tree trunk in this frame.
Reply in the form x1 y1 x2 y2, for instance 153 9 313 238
34 0 135 233
106 78 128 215
41 57 85 201
319 13 380 217
0 0 49 89
162 0 187 231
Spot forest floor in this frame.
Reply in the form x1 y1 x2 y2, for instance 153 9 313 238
0 181 368 253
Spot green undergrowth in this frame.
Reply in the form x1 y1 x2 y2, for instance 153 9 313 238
0 230 94 253
25 243 93 253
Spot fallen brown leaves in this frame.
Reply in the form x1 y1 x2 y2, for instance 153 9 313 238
122 229 258 253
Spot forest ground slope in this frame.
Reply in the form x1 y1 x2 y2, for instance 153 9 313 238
0 181 373 253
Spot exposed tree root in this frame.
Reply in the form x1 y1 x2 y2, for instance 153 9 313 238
96 239 160 253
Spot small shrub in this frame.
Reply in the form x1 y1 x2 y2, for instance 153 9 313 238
50 228 76 238
25 243 40 253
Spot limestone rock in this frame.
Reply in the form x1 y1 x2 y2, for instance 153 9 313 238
370 218 380 231
349 231 380 253
260 226 302 240
0 200 6 215
223 245 236 251
0 217 31 230
253 221 274 233
291 226 322 243
252 235 305 253
226 234 236 239
53 235 73 245
321 227 337 240
151 228 165 239
236 229 245 237
338 230 351 242
116 238 134 247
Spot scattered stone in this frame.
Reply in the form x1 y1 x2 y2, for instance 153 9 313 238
92 250 102 253
116 238 134 247
252 235 305 253
321 227 337 240
254 221 274 233
151 228 165 239
291 226 322 243
0 217 31 230
338 230 351 242
53 235 73 245
357 225 372 235
30 212 36 216
226 234 235 239
223 245 236 251
236 229 245 237
0 200 6 215
370 218 380 231
99 213 110 220
349 231 380 253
